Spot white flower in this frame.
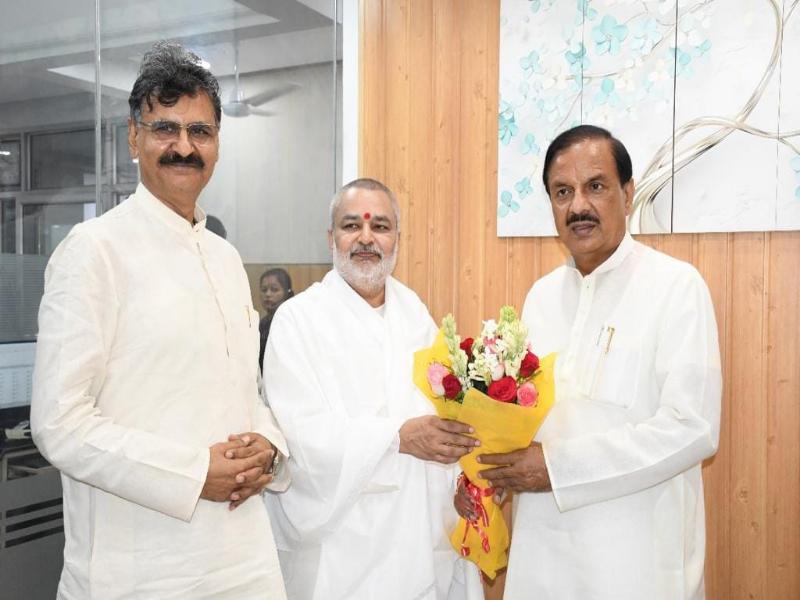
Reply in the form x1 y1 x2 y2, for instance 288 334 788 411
504 359 520 379
491 359 505 381
647 59 670 84
481 319 498 338
542 63 571 91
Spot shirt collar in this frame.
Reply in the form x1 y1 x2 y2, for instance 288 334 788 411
566 232 635 278
133 182 207 236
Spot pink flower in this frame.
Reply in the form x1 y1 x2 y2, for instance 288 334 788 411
517 382 539 407
427 362 449 396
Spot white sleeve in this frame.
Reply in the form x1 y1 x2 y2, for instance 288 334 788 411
30 229 209 522
542 272 722 512
263 307 406 541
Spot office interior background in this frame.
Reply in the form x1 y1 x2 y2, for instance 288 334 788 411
0 0 343 596
1 1 799 599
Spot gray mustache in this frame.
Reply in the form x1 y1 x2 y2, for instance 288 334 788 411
349 243 383 259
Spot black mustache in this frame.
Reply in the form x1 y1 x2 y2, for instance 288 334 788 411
159 152 205 168
566 212 600 226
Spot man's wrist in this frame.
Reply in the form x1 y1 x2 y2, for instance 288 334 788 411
268 451 283 476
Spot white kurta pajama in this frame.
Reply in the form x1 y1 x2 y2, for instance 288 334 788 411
263 270 481 600
504 234 722 600
31 184 288 600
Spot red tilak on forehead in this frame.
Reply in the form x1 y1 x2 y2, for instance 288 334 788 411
363 212 371 220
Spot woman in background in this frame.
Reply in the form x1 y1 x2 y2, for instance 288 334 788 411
258 268 294 373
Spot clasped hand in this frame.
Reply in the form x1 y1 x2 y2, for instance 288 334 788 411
477 441 551 495
399 415 480 464
201 432 276 510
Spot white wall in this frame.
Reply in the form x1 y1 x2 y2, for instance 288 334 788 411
198 61 341 264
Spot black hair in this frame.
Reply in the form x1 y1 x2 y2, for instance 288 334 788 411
260 268 294 300
204 215 227 239
128 41 221 124
541 125 632 193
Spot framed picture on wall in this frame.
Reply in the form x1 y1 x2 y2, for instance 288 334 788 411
0 139 21 190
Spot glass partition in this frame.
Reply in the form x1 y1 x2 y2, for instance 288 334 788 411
1 0 343 353
0 0 97 349
30 128 96 190
0 139 21 191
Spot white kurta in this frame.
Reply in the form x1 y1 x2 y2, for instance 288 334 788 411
504 234 722 600
263 270 481 600
31 184 288 600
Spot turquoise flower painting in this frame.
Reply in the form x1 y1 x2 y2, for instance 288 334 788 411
592 15 628 56
631 17 662 54
515 176 533 199
521 133 540 155
594 78 621 107
499 101 519 146
498 190 520 218
498 0 799 236
564 43 590 78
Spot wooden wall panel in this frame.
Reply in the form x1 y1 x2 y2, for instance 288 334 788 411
765 234 800 599
429 0 460 317
694 233 732 600
728 233 769 599
405 0 434 301
360 2 800 598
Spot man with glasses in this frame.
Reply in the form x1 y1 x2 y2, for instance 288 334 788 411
31 41 288 599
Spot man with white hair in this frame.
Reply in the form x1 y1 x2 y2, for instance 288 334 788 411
262 178 482 599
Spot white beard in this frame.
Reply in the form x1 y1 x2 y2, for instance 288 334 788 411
332 239 398 298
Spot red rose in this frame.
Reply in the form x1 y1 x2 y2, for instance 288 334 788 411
487 376 517 403
459 337 474 361
442 374 462 399
519 351 540 378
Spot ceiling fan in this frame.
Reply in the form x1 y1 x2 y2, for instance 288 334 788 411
222 42 298 118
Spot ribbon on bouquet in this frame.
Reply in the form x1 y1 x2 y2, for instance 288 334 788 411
457 472 495 557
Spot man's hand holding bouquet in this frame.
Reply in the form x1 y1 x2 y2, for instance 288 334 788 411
413 306 555 579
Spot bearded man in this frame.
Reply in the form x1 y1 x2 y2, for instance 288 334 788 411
262 178 482 600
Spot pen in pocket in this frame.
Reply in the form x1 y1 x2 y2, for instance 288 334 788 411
595 325 616 354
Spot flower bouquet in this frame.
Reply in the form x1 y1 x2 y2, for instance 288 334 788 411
413 306 555 579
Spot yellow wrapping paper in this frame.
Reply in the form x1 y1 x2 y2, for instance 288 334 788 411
413 331 556 579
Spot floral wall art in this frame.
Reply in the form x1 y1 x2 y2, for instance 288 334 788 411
497 0 800 236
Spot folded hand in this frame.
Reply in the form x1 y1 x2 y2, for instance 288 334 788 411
200 433 276 510
477 442 551 493
399 415 480 464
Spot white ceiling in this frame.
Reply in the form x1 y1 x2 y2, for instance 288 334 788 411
0 0 340 107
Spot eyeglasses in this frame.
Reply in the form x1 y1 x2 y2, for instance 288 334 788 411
136 120 219 144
